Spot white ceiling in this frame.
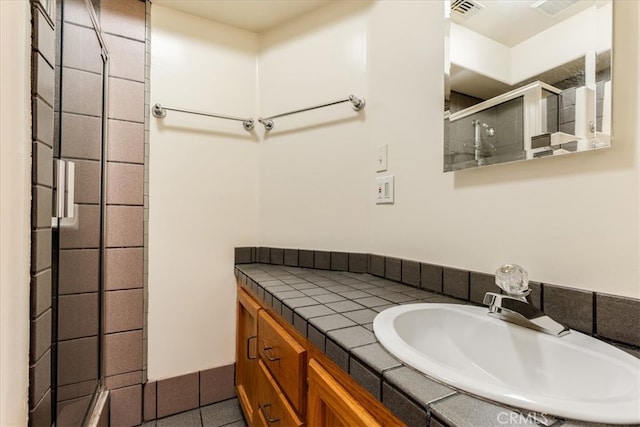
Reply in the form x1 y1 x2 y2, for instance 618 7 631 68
451 0 605 47
152 0 332 33
152 1 606 42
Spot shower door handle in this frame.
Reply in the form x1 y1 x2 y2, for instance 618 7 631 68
52 159 77 228
64 160 75 218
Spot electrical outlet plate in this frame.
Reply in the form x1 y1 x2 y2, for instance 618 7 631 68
376 175 394 204
376 144 388 172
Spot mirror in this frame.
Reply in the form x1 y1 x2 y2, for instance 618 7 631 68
444 0 612 172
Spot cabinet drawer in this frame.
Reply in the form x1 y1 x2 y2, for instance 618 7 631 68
257 360 304 427
258 311 307 414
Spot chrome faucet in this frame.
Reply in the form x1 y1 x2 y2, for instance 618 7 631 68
471 119 495 166
483 264 570 337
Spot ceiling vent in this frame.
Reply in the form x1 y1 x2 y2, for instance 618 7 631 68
531 0 580 16
451 0 484 18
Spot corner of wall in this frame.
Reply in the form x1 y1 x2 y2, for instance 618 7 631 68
0 1 33 426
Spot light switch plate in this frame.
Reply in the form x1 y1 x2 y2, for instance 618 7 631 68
376 144 388 172
376 175 394 204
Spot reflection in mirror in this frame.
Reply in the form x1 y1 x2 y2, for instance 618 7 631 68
444 0 612 172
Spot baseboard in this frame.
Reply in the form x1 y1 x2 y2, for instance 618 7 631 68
143 363 236 421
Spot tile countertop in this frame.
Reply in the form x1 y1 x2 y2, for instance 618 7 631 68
235 263 639 427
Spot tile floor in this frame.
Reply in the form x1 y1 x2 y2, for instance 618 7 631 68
142 398 247 427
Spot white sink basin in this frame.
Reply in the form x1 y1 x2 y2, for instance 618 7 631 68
373 303 640 424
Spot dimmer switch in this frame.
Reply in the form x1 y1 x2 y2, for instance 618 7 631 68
376 175 394 204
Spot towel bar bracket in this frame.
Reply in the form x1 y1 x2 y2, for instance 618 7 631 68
152 103 167 119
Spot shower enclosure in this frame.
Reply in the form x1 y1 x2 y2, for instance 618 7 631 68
445 97 524 170
52 0 108 423
444 81 567 171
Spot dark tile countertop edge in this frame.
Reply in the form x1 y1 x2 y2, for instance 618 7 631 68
235 263 639 427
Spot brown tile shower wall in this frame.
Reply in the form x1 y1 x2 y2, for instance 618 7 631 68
31 0 147 424
30 2 55 425
30 1 235 425
236 247 640 351
100 1 146 426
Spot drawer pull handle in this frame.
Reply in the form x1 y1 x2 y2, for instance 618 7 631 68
259 403 280 424
247 336 257 360
263 347 280 362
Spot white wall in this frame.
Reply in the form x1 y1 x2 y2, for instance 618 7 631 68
450 22 511 84
0 0 32 425
148 5 260 380
258 1 371 251
512 4 612 82
258 0 640 299
149 0 639 380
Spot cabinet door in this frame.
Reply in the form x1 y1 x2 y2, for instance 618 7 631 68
256 360 304 427
237 287 262 426
307 358 382 427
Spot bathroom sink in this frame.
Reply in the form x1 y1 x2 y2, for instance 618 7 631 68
373 303 640 424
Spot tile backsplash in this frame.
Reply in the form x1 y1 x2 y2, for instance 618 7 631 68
235 246 640 351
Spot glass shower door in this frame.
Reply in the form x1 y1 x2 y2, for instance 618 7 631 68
52 0 107 424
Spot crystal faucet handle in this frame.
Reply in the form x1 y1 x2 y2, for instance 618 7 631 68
495 264 530 298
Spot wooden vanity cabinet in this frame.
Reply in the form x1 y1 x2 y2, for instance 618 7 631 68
236 288 262 425
236 282 402 427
